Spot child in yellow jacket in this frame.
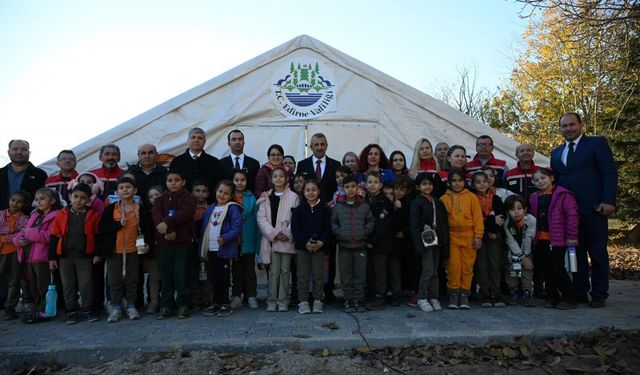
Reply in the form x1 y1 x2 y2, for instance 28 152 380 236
440 168 484 309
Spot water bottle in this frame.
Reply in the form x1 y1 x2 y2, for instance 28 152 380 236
44 273 57 318
567 246 578 273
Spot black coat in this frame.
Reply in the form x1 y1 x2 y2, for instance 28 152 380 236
409 195 450 256
0 162 47 213
169 150 222 196
219 154 260 193
296 156 341 203
126 163 168 205
368 193 395 254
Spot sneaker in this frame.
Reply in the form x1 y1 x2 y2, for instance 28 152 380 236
366 296 386 310
312 300 324 313
4 306 17 320
248 297 259 309
544 301 558 309
448 294 459 309
177 306 189 319
86 311 99 322
277 303 289 312
107 308 122 323
65 311 80 325
417 299 434 312
493 296 506 308
266 302 277 312
590 296 606 308
203 304 220 317
459 294 470 309
521 291 535 307
407 295 418 307
230 296 243 309
126 306 140 320
344 300 356 313
429 298 442 311
298 301 311 314
217 305 233 317
480 296 493 308
507 291 520 305
157 307 171 320
556 301 577 310
356 300 367 313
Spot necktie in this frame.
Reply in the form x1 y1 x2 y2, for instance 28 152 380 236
315 160 322 180
566 142 575 168
234 156 241 170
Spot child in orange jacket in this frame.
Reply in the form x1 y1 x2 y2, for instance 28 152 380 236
440 168 484 310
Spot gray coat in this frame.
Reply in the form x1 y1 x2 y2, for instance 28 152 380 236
330 199 374 250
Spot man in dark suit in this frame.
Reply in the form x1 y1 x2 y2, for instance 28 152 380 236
169 127 222 196
550 112 618 308
296 133 342 301
296 133 341 203
219 130 260 192
0 139 47 213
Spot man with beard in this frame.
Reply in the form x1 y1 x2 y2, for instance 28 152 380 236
89 144 124 200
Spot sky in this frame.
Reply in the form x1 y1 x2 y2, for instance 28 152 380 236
0 0 530 166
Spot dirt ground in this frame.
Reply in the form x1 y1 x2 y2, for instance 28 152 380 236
8 327 640 375
8 244 640 375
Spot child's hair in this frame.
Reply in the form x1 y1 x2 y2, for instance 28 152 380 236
342 174 358 186
382 182 395 191
148 185 164 194
78 172 97 184
71 183 92 198
337 165 353 176
231 168 248 181
119 172 136 181
447 168 467 185
35 188 63 210
471 171 488 184
342 151 358 165
365 170 381 182
394 175 413 191
414 172 437 188
533 167 555 182
116 176 137 188
192 179 209 190
167 169 186 180
505 194 527 211
270 165 288 178
303 179 321 192
215 180 236 198
8 190 31 206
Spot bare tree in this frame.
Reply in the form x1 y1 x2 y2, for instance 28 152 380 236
435 64 492 123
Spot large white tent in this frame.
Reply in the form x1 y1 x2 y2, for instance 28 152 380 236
40 34 547 173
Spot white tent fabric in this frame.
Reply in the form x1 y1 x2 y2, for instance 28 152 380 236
40 34 547 174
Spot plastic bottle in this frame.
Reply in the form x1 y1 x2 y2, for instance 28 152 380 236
44 285 57 318
567 246 578 273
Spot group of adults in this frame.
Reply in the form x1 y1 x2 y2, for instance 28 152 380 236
0 112 618 308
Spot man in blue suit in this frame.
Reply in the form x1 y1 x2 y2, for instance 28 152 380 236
550 113 618 308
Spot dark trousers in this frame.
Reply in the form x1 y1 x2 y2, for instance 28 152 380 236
208 255 231 305
339 248 367 302
232 253 257 299
575 214 609 299
296 250 325 302
157 245 191 308
387 253 402 297
106 252 140 307
324 243 337 299
533 241 548 296
539 240 575 303
59 256 94 311
366 252 388 297
0 253 20 307
418 248 440 299
92 260 105 312
401 243 421 294
475 236 502 298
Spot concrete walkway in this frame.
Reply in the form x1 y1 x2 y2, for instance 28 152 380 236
1 279 639 368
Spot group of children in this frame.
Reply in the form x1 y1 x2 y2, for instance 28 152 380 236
0 150 580 324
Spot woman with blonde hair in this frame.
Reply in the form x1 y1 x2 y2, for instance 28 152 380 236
408 138 440 179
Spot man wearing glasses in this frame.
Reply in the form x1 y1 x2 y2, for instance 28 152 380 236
45 150 79 204
467 135 509 187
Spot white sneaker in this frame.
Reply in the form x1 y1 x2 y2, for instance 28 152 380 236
277 303 289 312
298 301 311 314
312 300 324 313
266 302 277 312
418 299 434 312
248 297 259 309
429 298 442 311
126 306 140 320
107 308 122 323
230 296 243 309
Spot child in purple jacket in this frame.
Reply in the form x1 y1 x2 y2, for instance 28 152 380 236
199 180 243 317
529 168 579 309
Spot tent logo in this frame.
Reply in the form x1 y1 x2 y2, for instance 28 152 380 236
272 61 336 119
